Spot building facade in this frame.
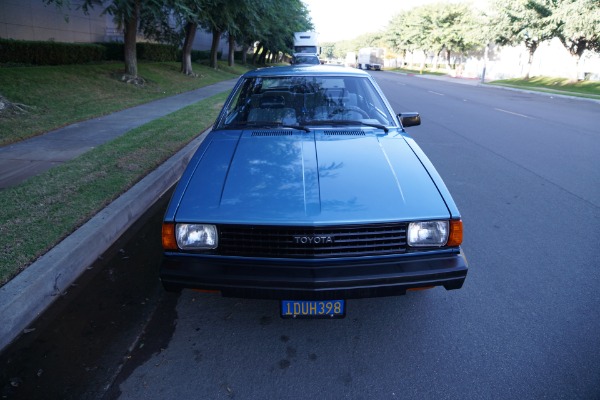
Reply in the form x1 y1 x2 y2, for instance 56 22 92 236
0 0 228 53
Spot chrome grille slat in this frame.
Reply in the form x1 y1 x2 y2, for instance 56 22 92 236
218 224 408 258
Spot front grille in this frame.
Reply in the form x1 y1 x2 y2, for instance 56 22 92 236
218 223 407 258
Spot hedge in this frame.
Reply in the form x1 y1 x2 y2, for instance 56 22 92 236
0 39 105 65
0 39 178 65
0 38 249 66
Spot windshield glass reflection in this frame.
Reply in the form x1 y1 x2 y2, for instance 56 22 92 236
218 76 395 129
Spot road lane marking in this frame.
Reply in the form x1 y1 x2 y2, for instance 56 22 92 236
428 91 445 96
494 108 531 118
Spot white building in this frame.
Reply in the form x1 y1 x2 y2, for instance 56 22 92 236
386 38 599 81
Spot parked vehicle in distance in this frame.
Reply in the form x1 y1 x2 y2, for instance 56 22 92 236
357 47 384 70
291 53 321 65
345 51 357 68
293 31 320 55
160 65 468 319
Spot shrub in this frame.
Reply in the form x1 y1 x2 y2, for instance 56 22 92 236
0 39 179 65
0 39 105 65
137 42 178 62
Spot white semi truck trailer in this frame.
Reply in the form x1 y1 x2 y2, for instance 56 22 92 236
357 47 384 70
293 31 320 55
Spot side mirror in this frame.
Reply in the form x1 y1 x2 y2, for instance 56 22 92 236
397 112 421 127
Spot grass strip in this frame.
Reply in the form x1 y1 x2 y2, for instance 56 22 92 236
0 61 246 146
0 92 228 285
388 67 448 76
488 76 600 99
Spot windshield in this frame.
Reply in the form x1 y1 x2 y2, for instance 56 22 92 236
217 75 396 129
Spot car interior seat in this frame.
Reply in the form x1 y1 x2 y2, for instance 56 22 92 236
247 94 297 125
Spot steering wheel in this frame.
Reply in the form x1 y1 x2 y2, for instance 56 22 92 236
340 106 370 118
291 84 310 93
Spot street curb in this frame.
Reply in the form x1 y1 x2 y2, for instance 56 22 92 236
0 128 211 352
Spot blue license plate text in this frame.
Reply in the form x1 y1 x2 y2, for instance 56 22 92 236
281 300 345 318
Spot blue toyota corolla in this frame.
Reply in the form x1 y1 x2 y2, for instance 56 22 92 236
160 65 468 318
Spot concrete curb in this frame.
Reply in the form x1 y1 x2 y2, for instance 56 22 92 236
0 128 210 352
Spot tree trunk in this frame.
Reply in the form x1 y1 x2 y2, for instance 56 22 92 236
524 41 538 79
252 43 263 64
210 28 222 69
123 0 140 77
572 55 582 82
228 35 235 67
242 45 248 65
420 50 426 73
564 39 587 82
525 49 535 79
259 50 268 64
181 22 197 75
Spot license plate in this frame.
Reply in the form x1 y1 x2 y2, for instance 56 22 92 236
280 300 345 319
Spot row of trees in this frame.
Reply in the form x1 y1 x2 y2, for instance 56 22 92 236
46 0 312 79
322 0 599 79
493 0 599 78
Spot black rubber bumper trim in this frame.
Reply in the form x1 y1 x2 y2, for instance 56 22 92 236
160 251 468 300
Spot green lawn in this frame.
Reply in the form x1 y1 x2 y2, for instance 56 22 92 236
0 61 249 285
387 67 448 76
488 76 600 99
0 61 247 146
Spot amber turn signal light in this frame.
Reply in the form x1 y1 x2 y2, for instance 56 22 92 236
446 219 463 247
162 222 178 250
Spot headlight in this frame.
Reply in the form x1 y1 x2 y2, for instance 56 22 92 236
176 224 218 250
407 221 449 247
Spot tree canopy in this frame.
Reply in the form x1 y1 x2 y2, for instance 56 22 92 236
46 0 599 79
381 3 485 69
46 0 312 77
551 0 600 60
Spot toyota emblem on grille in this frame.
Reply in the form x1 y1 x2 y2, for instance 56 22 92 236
293 235 334 245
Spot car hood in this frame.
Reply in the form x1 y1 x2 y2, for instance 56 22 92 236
173 129 450 225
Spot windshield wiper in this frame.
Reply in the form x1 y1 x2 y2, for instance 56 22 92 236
220 122 310 132
278 124 311 132
304 120 388 133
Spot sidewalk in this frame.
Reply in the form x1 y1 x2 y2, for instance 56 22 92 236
0 79 238 189
0 79 237 351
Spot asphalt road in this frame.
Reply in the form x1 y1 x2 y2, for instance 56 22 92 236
115 73 600 399
2 72 599 399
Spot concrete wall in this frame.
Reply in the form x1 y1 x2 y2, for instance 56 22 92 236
0 0 228 52
0 0 115 43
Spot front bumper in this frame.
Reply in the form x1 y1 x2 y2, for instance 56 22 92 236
159 249 468 300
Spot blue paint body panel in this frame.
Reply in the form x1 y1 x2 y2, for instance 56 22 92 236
169 128 451 225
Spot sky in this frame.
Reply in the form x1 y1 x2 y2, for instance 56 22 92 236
302 0 489 43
